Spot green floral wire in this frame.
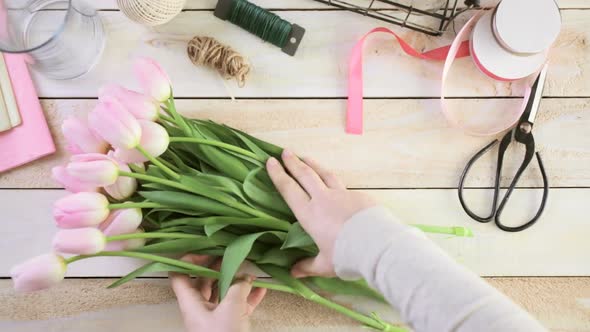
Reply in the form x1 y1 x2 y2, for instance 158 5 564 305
228 0 293 48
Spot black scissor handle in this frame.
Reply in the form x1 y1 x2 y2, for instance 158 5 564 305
495 148 549 232
458 131 549 232
458 139 502 223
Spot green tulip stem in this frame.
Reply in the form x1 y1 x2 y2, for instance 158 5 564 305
165 97 191 135
311 296 404 332
412 224 473 237
63 251 403 331
118 171 291 227
136 145 180 180
156 157 181 173
63 251 295 294
108 202 165 210
106 232 202 242
168 137 265 163
158 113 175 123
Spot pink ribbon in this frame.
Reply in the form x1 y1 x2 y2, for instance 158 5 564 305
347 13 530 136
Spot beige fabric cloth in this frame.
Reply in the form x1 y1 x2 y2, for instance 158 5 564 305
333 206 547 332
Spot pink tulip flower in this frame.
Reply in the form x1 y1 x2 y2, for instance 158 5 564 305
52 228 106 255
52 165 98 193
104 159 137 200
99 84 159 121
10 253 67 293
62 117 109 154
66 153 119 187
114 120 170 163
88 99 142 150
53 192 110 228
105 229 146 251
133 57 172 102
99 208 143 236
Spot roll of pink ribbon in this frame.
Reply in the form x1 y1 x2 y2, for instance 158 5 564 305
347 0 560 136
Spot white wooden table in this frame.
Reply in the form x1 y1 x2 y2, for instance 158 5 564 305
1 1 589 331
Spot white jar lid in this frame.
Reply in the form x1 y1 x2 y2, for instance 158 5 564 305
493 0 561 54
472 11 547 81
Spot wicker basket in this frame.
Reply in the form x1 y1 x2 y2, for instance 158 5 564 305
117 0 186 26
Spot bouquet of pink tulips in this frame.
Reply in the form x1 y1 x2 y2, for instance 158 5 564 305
11 57 471 331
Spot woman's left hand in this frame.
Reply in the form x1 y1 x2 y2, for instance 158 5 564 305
170 254 267 332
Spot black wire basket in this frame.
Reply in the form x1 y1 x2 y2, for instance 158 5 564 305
313 0 480 36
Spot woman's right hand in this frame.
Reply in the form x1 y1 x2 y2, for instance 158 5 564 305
266 150 378 278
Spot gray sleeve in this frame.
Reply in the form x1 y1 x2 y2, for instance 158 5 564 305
333 206 546 332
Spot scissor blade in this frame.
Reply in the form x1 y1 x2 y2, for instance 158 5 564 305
526 65 549 124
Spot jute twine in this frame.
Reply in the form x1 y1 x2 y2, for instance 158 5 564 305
117 0 186 26
187 36 251 87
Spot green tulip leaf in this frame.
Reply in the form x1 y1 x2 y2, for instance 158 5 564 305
204 223 229 236
225 125 283 158
140 191 249 218
108 262 195 289
256 247 311 267
134 237 218 253
243 168 293 218
281 222 316 250
219 231 284 300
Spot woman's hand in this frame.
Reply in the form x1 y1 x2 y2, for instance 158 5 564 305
266 150 378 278
170 255 267 332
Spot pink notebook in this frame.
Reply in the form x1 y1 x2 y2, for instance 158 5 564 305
0 53 55 173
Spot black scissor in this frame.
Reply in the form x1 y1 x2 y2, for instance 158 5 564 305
458 65 549 232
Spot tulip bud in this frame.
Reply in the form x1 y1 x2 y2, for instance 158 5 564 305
105 229 146 251
52 228 106 255
53 192 110 228
52 165 98 193
99 84 159 121
88 99 142 150
114 120 170 163
10 253 66 293
62 117 109 154
104 158 137 200
99 208 143 236
66 153 119 187
133 57 172 102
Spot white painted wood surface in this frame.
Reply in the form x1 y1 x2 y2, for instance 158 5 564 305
1 98 589 189
1 1 589 330
30 10 590 98
85 0 590 10
1 188 588 277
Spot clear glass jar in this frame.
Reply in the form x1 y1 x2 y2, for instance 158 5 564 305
0 0 105 79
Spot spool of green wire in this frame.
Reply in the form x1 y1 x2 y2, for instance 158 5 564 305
214 0 305 56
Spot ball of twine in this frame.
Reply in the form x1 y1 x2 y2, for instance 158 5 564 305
117 0 186 26
187 36 251 87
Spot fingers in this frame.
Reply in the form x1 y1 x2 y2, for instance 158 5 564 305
196 259 221 301
223 275 255 304
246 287 267 314
267 157 310 215
291 256 336 279
303 157 345 190
181 254 215 266
170 272 209 316
281 150 327 196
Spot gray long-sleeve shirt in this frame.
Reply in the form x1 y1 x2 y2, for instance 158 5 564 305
333 206 546 332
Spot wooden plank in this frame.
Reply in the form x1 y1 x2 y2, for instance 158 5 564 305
1 188 589 277
2 98 589 189
89 0 590 10
31 10 590 98
1 278 589 331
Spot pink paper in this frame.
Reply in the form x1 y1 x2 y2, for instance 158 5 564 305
0 53 55 173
